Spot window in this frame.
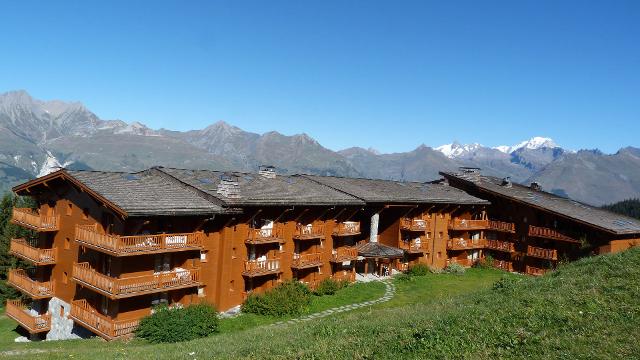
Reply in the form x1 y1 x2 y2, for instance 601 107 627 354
66 203 73 216
426 232 431 239
198 286 205 297
64 237 70 250
438 232 443 239
82 208 90 220
200 250 208 262
230 280 235 291
437 252 442 259
63 272 68 284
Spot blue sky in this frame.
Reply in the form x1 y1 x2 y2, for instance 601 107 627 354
1 1 638 153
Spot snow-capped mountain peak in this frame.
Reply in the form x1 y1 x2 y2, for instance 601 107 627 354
436 142 482 158
494 137 558 153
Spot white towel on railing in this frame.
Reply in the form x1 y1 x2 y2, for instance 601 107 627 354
166 235 187 246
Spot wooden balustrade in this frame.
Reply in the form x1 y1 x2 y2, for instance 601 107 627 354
486 239 515 253
246 225 284 244
526 245 558 261
399 239 428 253
528 225 578 243
5 300 51 333
332 222 361 236
11 208 59 232
7 269 54 299
447 258 475 267
332 270 356 283
9 238 56 265
400 218 428 232
447 237 486 250
242 258 282 277
488 220 516 233
493 260 514 272
72 263 201 299
525 265 548 276
291 253 323 269
331 246 359 262
70 299 139 340
449 219 489 230
294 224 325 240
75 224 204 256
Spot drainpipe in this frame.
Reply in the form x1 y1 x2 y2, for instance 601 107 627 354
370 212 379 243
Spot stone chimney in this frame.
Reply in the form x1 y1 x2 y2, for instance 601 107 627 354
258 165 276 179
217 174 241 198
530 182 542 191
501 177 512 188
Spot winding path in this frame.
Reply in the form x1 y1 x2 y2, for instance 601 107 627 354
272 280 396 326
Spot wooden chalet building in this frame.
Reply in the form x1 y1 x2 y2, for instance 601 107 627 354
441 168 640 276
5 166 487 340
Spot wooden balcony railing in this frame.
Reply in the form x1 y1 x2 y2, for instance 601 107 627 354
528 225 578 243
292 253 323 269
332 222 361 236
242 259 282 277
449 219 489 231
5 300 51 333
447 237 486 250
399 239 428 253
525 265 548 276
332 270 356 283
9 238 56 265
486 239 515 253
70 299 139 340
75 224 204 256
72 263 201 299
294 224 325 240
447 258 475 267
7 269 54 299
11 208 59 232
526 245 558 261
493 260 514 272
246 225 284 244
397 263 409 272
331 246 359 262
400 218 429 232
488 220 516 233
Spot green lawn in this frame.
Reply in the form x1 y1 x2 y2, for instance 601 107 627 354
3 253 639 359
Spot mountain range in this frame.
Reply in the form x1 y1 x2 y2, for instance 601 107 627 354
1 90 639 206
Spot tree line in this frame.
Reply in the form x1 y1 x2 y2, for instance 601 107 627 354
601 198 640 220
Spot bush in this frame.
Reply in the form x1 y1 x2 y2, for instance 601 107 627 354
444 263 466 275
474 255 494 269
314 278 347 296
242 280 312 317
407 264 431 276
135 303 219 343
395 273 414 282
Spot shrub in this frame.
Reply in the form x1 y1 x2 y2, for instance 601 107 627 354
242 280 312 317
474 255 494 269
314 278 346 296
444 263 466 275
407 263 431 276
135 303 219 343
395 273 414 282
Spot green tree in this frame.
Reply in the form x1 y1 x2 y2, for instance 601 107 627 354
601 198 640 219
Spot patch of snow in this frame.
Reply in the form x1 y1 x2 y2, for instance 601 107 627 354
37 151 73 177
435 142 482 158
493 137 558 154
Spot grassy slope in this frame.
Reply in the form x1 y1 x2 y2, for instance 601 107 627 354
4 250 638 359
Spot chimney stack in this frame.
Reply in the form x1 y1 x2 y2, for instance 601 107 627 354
258 165 276 179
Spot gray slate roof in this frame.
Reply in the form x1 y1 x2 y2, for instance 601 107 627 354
67 170 224 217
442 171 640 235
356 242 404 258
154 167 365 206
302 175 489 205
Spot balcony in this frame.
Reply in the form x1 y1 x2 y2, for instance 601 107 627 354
7 269 54 299
449 219 489 231
330 246 359 262
9 238 56 265
70 299 139 340
246 225 284 244
291 253 323 269
528 225 578 243
399 239 428 253
486 239 515 253
493 260 514 272
72 263 201 299
488 220 516 233
526 245 558 261
332 221 361 237
447 237 486 250
294 224 325 240
75 224 204 256
400 218 428 232
332 270 355 283
242 259 282 277
11 208 59 232
5 300 51 333
525 265 548 276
